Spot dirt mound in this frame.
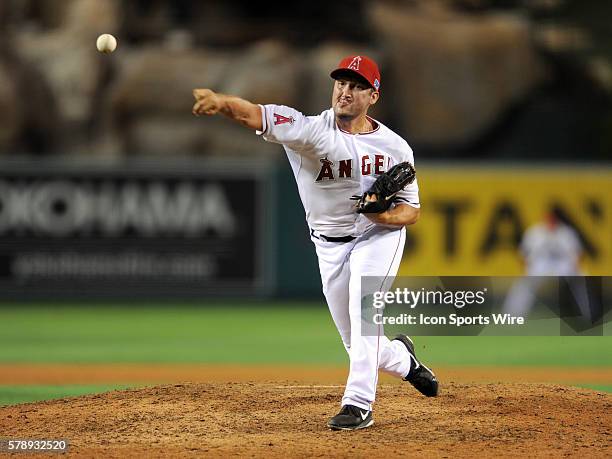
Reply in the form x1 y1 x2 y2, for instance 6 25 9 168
1 382 610 457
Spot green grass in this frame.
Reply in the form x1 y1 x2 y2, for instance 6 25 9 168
575 384 612 393
0 384 135 406
0 303 344 364
0 304 610 366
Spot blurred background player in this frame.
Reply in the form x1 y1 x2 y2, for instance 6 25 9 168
521 207 583 277
503 207 593 322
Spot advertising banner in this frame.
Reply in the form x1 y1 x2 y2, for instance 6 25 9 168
0 158 274 298
400 167 612 276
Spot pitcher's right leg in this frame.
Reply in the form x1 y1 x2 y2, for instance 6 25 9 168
312 237 353 352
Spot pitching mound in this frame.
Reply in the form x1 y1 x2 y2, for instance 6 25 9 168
1 382 610 457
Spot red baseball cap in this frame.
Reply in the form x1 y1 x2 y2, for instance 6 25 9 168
330 55 381 91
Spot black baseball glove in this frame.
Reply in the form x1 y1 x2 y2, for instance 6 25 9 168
352 162 416 214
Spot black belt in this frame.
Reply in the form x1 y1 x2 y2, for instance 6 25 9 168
311 229 356 243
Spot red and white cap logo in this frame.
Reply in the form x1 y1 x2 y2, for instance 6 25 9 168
330 55 381 91
348 56 362 71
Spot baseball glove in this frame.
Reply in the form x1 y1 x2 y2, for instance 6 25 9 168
352 162 416 214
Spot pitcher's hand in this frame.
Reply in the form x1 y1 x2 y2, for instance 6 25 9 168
192 89 222 116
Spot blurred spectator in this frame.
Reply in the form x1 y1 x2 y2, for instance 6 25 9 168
0 9 59 155
120 1 369 47
0 0 608 159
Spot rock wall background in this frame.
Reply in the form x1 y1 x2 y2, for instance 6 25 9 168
0 0 610 160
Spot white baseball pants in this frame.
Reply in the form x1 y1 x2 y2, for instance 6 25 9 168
312 225 413 411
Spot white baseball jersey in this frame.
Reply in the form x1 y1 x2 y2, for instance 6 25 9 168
256 104 421 411
257 105 420 237
521 223 583 275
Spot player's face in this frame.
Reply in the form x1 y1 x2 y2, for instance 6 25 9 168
332 77 379 120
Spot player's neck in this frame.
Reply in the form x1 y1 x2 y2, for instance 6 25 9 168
336 114 373 134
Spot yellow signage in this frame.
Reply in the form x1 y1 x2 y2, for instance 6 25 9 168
400 167 612 276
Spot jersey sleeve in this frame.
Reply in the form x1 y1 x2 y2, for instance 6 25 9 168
394 143 420 209
256 104 319 152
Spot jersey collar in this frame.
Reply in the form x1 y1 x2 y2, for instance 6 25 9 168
336 115 381 136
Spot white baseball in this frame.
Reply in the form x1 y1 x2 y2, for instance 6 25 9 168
96 34 117 54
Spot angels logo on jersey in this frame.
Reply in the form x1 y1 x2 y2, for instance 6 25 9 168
273 113 295 125
316 154 391 182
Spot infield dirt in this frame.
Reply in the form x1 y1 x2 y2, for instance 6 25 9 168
1 382 610 457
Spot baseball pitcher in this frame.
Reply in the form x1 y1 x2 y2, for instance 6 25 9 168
193 55 438 431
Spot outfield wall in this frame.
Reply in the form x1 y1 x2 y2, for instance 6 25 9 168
0 158 609 299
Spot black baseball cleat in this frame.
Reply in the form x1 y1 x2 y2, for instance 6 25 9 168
327 405 373 431
393 334 439 397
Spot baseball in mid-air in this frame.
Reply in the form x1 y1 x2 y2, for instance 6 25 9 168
96 34 117 54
